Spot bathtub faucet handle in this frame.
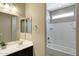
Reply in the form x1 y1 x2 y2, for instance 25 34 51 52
48 37 50 40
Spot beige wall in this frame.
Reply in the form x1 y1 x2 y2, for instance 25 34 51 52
25 3 45 56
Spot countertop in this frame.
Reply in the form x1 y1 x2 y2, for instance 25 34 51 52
0 39 33 56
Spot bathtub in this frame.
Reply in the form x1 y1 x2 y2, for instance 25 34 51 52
46 44 76 56
46 22 76 56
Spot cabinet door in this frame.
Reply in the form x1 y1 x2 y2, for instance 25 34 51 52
8 46 33 56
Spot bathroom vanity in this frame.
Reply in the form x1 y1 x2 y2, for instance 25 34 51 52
8 46 33 56
0 5 33 56
0 40 33 56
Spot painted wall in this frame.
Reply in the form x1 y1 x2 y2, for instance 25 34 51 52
14 3 25 17
25 3 45 56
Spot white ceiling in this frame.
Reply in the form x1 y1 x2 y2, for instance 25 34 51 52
47 3 75 11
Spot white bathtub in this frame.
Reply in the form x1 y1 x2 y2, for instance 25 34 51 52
47 22 76 56
47 43 76 56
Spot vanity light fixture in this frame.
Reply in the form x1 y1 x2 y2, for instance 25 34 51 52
4 3 17 12
8 4 18 12
0 3 3 7
12 6 17 11
52 12 74 19
4 3 10 10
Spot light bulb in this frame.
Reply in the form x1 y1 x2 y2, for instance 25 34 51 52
12 6 17 11
4 4 10 9
0 3 3 7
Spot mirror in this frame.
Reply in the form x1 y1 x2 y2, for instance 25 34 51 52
20 18 32 33
0 12 18 43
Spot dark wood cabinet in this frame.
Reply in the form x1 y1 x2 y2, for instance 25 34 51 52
8 46 33 56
